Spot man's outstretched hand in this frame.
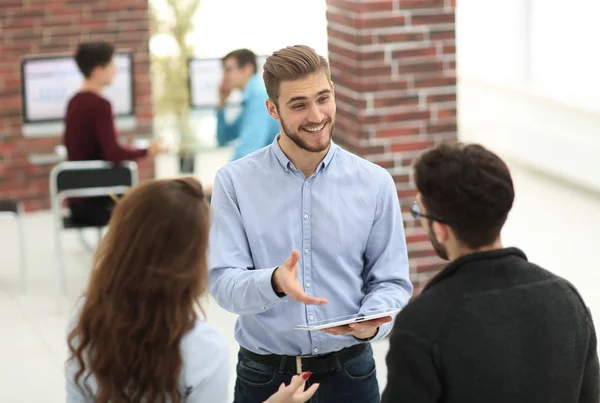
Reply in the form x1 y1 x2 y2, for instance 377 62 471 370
272 250 328 305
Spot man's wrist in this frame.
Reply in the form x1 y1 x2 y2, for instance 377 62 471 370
271 267 286 298
353 327 379 342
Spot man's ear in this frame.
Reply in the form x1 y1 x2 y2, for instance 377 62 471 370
265 99 279 120
89 65 101 79
243 62 254 76
431 221 450 243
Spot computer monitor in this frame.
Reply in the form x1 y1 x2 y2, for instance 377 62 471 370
188 55 267 109
21 52 135 136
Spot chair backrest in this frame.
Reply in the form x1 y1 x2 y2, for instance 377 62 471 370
0 199 19 217
50 161 139 204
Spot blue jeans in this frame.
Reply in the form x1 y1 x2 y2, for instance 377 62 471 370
233 344 379 403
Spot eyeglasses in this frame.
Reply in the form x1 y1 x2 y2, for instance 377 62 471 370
223 65 239 73
410 201 455 227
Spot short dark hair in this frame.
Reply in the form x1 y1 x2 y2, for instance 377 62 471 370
74 41 115 78
222 48 257 74
413 143 515 248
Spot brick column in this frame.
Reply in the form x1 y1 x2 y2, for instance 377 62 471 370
326 0 457 295
0 0 154 211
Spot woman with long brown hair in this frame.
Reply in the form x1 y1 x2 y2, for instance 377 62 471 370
65 177 318 403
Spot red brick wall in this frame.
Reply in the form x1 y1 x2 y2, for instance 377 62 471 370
326 0 457 295
0 0 154 211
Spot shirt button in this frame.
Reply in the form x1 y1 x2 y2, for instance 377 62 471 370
304 182 308 186
304 214 309 220
309 315 314 321
261 306 265 310
306 282 311 288
313 348 319 354
304 249 309 254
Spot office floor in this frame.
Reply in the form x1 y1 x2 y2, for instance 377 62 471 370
1 158 599 403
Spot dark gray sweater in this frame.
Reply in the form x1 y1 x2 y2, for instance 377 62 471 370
382 248 599 403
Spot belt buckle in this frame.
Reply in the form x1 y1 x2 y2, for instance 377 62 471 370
295 353 317 374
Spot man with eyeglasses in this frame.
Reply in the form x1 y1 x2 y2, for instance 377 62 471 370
382 142 599 403
216 48 280 161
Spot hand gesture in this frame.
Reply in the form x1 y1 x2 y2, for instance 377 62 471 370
218 79 232 109
272 250 328 305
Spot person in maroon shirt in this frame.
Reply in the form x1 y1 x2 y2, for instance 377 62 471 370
64 41 166 226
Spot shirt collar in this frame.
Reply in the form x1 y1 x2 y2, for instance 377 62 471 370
270 134 338 174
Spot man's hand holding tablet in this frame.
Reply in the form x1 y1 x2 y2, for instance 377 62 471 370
294 309 401 340
322 316 392 340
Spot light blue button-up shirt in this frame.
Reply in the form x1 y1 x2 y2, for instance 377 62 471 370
216 74 280 161
209 136 413 356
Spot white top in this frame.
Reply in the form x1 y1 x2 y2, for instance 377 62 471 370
65 300 229 403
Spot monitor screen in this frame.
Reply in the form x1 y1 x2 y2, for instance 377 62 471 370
21 52 135 123
189 55 267 109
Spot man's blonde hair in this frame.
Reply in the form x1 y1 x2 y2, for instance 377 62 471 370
263 45 331 107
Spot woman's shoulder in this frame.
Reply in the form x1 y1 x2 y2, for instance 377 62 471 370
180 319 229 375
180 320 230 402
182 320 227 351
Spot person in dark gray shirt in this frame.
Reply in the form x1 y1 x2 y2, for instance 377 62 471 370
382 142 599 403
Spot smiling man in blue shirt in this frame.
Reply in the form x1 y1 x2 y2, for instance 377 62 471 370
209 45 413 403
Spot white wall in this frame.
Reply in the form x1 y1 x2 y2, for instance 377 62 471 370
456 0 530 84
529 0 600 106
457 0 600 193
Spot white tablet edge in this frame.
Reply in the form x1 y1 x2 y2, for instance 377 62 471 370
293 308 401 331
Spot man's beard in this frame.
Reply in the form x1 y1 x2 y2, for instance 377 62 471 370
427 224 449 261
280 115 334 153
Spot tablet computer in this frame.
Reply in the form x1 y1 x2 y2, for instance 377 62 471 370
294 308 402 331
